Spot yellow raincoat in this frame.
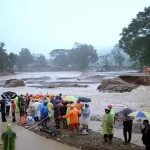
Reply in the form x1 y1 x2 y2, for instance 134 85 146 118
47 100 54 118
15 96 19 113
102 113 114 135
66 107 70 125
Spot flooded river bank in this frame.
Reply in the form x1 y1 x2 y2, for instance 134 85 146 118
0 71 149 150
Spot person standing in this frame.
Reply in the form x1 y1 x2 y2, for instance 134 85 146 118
102 108 114 142
62 104 81 135
141 120 150 150
11 100 16 122
5 97 11 116
123 115 134 144
40 102 49 127
54 101 61 129
61 102 68 129
0 99 7 122
80 104 91 132
108 104 116 124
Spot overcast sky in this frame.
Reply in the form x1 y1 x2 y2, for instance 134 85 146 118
0 0 149 56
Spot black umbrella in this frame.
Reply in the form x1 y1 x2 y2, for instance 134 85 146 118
79 97 91 103
117 108 136 121
1 91 17 99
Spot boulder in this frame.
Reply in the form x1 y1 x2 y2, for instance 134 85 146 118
98 78 138 93
4 79 25 87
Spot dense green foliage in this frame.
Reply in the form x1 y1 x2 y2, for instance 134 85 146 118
119 7 150 71
0 42 48 71
0 42 16 73
50 43 98 70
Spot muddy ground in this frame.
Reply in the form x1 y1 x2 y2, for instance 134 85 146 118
19 123 144 150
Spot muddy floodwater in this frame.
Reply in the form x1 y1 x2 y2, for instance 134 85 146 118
0 71 149 150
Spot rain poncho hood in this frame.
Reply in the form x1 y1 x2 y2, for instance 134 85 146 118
1 124 16 150
102 113 114 135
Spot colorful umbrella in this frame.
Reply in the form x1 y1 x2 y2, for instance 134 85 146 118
63 96 78 102
128 111 150 118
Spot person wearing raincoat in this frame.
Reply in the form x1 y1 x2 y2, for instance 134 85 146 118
102 108 114 142
33 100 40 121
47 99 54 119
37 100 43 120
66 104 70 128
108 104 116 124
62 104 81 135
80 104 90 132
1 124 16 150
40 101 49 126
15 95 19 113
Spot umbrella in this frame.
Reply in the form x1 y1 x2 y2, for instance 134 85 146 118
118 108 135 117
79 97 91 103
63 96 78 102
117 108 135 121
1 91 17 99
128 111 150 118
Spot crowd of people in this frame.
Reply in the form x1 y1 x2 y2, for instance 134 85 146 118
0 93 91 134
0 93 150 150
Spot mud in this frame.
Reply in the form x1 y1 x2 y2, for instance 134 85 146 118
20 123 144 150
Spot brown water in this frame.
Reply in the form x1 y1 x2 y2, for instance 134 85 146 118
1 72 150 116
0 71 150 149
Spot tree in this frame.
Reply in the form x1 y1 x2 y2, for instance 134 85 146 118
15 55 24 71
71 43 98 70
119 7 150 72
111 45 125 71
19 48 33 67
50 49 71 67
0 42 8 71
8 53 16 73
34 54 47 67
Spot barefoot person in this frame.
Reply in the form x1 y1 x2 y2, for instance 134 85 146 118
62 104 81 135
102 108 114 142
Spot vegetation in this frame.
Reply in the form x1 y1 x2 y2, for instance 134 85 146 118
119 7 150 72
0 42 16 73
111 45 125 71
50 43 98 71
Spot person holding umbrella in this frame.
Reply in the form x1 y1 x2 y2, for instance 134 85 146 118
123 114 134 144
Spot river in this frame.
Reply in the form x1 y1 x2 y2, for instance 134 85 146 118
0 71 149 149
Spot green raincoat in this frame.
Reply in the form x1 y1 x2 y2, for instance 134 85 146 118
110 109 115 116
1 124 16 150
102 113 114 134
15 97 19 113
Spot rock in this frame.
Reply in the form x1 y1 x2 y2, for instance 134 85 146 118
56 138 60 141
4 79 25 87
90 115 101 121
98 78 138 93
25 126 29 129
